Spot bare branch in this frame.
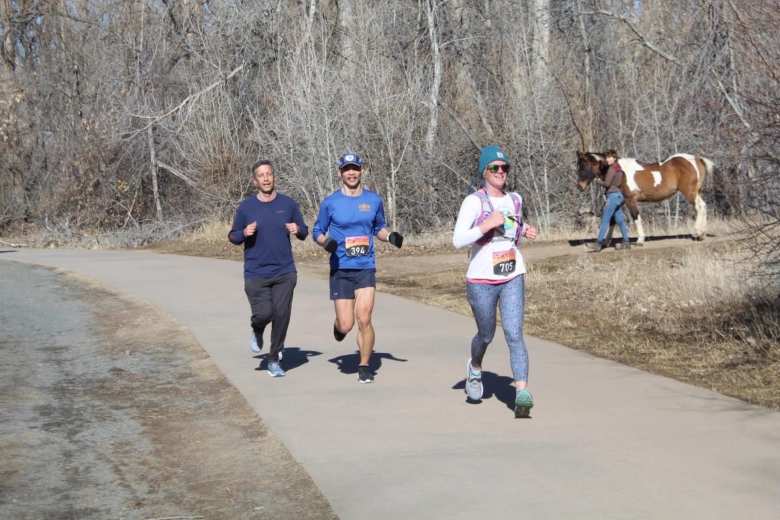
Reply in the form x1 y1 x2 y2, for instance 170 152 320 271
437 101 481 151
0 238 29 248
124 63 246 141
713 73 751 130
155 161 228 202
438 161 475 189
580 9 680 65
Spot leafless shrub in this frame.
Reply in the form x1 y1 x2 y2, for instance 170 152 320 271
527 243 780 406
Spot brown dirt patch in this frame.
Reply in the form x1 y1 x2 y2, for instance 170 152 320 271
0 262 337 519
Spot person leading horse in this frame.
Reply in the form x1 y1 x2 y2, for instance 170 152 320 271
576 150 714 244
585 149 631 252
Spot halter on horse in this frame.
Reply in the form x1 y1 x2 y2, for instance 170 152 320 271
575 151 715 243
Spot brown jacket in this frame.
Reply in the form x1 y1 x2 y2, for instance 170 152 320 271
601 163 624 194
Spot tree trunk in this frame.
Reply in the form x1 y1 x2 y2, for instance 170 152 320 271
339 0 357 79
575 0 595 149
425 0 441 156
148 126 163 222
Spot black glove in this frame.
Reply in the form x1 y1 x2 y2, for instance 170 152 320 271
388 231 403 249
323 237 338 253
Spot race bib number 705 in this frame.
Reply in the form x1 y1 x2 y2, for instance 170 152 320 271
492 249 516 275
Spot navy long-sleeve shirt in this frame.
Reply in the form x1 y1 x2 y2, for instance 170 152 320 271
228 193 309 279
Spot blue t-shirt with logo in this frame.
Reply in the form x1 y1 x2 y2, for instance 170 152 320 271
312 189 387 271
228 193 308 279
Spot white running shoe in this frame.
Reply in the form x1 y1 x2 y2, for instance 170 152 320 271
465 358 483 401
267 361 286 378
250 334 261 354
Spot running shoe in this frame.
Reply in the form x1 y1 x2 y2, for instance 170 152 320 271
514 389 534 418
465 358 483 401
333 323 346 342
250 333 262 354
267 361 286 378
358 365 374 384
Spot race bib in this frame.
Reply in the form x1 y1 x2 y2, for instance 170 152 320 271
492 249 516 275
345 235 370 257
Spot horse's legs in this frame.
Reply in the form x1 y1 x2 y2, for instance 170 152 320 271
626 197 645 245
693 194 707 240
634 214 646 244
681 182 707 240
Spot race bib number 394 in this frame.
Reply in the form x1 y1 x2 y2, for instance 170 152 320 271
492 249 516 275
345 236 370 257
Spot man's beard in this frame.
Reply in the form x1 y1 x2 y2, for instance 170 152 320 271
259 184 274 195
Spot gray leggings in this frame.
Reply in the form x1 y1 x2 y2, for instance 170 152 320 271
466 274 529 382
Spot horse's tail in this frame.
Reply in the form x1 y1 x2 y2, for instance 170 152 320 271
698 156 715 191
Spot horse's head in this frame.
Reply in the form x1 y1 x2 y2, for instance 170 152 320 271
576 151 608 191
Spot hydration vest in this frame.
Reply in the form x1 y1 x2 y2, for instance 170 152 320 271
472 188 524 246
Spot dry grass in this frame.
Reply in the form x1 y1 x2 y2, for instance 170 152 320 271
154 219 461 261
376 241 779 409
525 244 779 407
542 214 742 242
7 216 776 407
0 213 740 252
154 214 743 256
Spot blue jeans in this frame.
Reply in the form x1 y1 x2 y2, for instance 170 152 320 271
466 275 528 382
598 192 630 243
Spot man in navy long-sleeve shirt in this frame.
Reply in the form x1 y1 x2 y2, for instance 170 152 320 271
228 160 308 377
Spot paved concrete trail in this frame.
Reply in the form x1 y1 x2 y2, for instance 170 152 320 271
3 249 779 520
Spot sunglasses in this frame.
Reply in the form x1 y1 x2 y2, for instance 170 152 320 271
340 165 362 172
487 164 510 173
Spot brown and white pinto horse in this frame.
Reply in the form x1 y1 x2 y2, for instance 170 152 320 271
575 151 714 243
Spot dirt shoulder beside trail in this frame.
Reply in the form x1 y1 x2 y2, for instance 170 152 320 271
0 261 337 520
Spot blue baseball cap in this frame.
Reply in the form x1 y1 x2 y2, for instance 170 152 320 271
337 152 364 169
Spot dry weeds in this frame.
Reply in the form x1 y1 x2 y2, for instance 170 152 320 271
525 244 779 407
155 220 463 262
537 215 741 242
376 241 779 409
7 217 775 408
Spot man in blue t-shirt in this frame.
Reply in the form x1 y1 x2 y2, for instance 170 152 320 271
228 160 308 378
312 152 403 383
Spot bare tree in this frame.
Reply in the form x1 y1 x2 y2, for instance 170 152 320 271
0 0 775 283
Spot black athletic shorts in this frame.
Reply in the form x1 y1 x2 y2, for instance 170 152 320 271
329 269 376 300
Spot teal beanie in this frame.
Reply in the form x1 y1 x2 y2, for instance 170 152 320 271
478 145 510 175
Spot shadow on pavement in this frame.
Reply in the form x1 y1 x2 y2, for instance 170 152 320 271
452 371 516 411
567 233 716 247
328 351 408 375
255 347 323 373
